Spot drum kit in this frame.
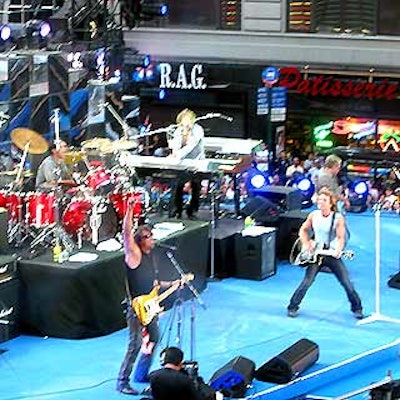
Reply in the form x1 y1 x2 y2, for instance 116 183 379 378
0 128 149 251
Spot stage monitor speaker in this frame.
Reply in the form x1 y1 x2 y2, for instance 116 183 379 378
388 272 400 289
370 379 400 399
234 229 276 280
255 338 319 384
0 278 20 343
254 186 302 212
242 196 280 223
209 356 255 398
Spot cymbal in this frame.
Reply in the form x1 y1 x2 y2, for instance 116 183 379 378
81 138 112 152
64 151 85 165
11 128 49 154
112 138 138 151
0 169 34 177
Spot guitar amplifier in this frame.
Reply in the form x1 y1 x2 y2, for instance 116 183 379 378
0 278 20 343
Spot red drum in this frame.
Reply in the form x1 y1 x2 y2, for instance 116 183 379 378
5 192 24 222
26 192 56 227
62 199 92 235
109 189 148 221
62 198 118 242
0 190 8 209
85 168 112 192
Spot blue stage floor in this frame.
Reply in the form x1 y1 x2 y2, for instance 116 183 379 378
1 211 399 400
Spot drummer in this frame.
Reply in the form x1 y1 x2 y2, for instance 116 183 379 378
35 140 73 191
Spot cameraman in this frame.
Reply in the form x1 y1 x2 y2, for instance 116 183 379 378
148 347 220 400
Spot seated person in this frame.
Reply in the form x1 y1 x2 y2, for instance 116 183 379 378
35 140 73 191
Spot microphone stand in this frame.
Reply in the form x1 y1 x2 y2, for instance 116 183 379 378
358 203 400 326
166 250 206 363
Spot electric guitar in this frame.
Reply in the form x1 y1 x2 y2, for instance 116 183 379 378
290 238 355 266
132 273 194 326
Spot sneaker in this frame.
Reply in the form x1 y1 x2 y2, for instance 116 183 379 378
287 309 298 318
117 384 139 395
353 310 364 320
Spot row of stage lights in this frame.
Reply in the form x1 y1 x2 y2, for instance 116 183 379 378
0 20 52 49
246 163 369 211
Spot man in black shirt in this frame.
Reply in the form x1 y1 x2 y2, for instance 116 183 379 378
116 199 181 395
149 347 203 400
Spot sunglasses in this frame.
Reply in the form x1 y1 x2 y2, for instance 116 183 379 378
142 232 153 239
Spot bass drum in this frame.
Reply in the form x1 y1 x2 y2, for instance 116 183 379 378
62 198 119 242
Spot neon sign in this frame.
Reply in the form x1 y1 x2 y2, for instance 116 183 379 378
279 67 399 100
379 129 400 152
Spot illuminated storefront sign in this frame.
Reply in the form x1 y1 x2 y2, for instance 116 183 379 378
378 121 400 152
159 63 207 90
279 67 399 100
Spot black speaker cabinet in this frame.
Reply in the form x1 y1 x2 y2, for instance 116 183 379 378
370 379 400 399
242 196 280 223
234 228 276 280
255 338 319 384
388 272 400 289
254 186 302 212
0 278 20 343
0 209 8 252
209 356 255 398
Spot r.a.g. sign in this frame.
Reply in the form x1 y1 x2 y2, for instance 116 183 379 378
158 63 207 90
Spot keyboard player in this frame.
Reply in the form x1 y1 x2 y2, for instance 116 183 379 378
168 108 205 220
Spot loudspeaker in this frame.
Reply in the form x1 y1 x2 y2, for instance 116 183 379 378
234 229 276 280
209 356 255 398
388 272 400 289
242 196 280 223
255 338 319 384
0 210 8 252
370 379 400 399
254 186 302 212
0 278 20 343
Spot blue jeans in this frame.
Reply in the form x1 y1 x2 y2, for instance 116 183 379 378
117 308 159 389
288 256 362 313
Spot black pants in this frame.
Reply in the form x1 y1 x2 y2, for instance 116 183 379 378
170 172 200 218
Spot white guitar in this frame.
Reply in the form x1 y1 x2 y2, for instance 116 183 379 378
290 238 355 266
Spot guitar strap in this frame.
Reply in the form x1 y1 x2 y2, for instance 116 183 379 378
326 212 336 250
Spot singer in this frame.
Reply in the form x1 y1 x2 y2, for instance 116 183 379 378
168 109 204 220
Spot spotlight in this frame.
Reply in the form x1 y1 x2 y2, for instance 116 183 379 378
246 164 270 193
291 176 315 208
124 51 151 68
0 25 11 41
347 179 369 213
25 19 52 48
141 2 169 17
139 87 167 100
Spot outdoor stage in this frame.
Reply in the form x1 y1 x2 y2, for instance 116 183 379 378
1 211 400 400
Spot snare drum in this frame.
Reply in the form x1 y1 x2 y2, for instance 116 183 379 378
26 192 56 227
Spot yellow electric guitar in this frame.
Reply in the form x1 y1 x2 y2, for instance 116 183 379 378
132 273 194 326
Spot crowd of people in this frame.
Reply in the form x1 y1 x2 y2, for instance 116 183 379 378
218 148 400 214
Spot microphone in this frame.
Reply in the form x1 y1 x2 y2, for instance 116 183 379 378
156 242 177 251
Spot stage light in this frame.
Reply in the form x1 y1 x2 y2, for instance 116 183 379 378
139 87 167 101
141 2 169 17
124 51 151 68
39 22 52 39
347 179 369 213
291 176 315 208
0 25 11 41
246 164 270 192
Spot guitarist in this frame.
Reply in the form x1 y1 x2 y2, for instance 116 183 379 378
117 198 181 395
287 188 364 320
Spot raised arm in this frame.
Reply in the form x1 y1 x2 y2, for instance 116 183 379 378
123 198 142 269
